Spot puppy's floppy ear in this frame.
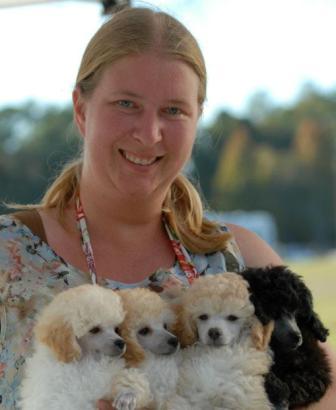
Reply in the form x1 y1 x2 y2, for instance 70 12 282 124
292 274 329 342
172 305 198 348
35 319 81 363
304 311 329 342
120 326 146 367
249 293 272 325
251 319 274 351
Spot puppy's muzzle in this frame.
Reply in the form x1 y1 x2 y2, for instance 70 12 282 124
167 336 179 349
163 335 179 354
288 331 303 350
111 338 126 356
208 327 222 341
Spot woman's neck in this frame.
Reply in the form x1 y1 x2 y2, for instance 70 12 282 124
78 183 166 242
73 183 175 282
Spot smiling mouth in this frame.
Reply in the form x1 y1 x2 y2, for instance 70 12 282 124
120 150 162 166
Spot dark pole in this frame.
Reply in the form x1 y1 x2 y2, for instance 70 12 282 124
101 0 131 14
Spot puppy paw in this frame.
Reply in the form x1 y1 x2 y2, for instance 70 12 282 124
113 390 137 410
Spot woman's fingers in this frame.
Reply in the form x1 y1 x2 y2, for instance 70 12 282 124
97 400 114 410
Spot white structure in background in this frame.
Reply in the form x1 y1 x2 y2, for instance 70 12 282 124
0 0 97 8
206 210 279 249
0 0 127 15
0 0 64 6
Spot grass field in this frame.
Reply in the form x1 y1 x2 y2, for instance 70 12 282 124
287 252 336 348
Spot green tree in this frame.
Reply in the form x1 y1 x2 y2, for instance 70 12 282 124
0 104 80 213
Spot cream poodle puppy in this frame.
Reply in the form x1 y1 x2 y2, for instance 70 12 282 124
20 284 151 410
118 287 191 410
173 272 274 410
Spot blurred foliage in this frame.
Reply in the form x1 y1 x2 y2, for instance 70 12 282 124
0 101 81 212
0 85 335 246
193 85 336 246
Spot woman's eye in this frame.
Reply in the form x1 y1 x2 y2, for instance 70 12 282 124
165 106 182 116
227 315 238 322
199 314 208 321
138 327 151 336
117 100 134 108
89 326 101 334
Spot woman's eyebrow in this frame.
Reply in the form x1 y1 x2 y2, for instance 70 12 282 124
166 99 192 108
108 92 191 107
109 90 140 98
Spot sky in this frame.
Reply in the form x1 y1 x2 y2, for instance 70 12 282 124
0 0 336 123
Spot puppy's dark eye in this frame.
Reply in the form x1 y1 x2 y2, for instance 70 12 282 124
163 323 168 330
89 326 101 334
227 315 238 322
199 314 209 321
115 327 120 335
138 327 151 336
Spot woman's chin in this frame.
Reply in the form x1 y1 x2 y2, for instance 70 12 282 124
116 182 160 201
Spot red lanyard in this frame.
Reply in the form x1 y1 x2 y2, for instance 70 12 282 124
75 196 199 285
75 197 98 284
163 219 199 285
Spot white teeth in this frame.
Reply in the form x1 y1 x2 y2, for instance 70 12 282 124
123 151 157 166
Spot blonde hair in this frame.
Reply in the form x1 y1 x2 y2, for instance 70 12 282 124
20 7 230 253
76 7 206 104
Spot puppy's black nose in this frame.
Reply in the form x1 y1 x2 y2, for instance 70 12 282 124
167 336 179 348
289 332 302 349
114 339 125 350
208 328 221 340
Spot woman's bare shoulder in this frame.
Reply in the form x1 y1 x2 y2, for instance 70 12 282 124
225 223 283 268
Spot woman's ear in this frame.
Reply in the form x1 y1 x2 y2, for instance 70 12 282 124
72 87 86 137
35 318 81 363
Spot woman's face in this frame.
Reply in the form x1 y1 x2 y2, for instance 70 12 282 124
73 53 200 201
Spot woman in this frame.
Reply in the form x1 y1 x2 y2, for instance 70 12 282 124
0 6 335 409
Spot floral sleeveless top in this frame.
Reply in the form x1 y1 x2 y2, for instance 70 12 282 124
0 214 245 409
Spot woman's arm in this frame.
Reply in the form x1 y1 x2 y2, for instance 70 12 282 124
226 223 283 267
228 223 336 409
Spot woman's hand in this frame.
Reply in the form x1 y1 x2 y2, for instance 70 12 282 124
97 400 114 410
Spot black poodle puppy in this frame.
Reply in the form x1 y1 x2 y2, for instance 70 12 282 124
240 265 331 409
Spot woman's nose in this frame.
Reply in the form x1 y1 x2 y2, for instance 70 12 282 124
133 111 162 146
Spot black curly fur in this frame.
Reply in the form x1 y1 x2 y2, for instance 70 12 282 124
240 266 331 409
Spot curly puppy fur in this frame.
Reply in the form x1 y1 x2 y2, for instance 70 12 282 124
118 287 185 410
240 266 332 409
20 285 151 410
173 272 274 410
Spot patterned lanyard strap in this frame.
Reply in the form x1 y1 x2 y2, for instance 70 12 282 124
163 221 199 285
75 195 199 285
75 196 97 285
